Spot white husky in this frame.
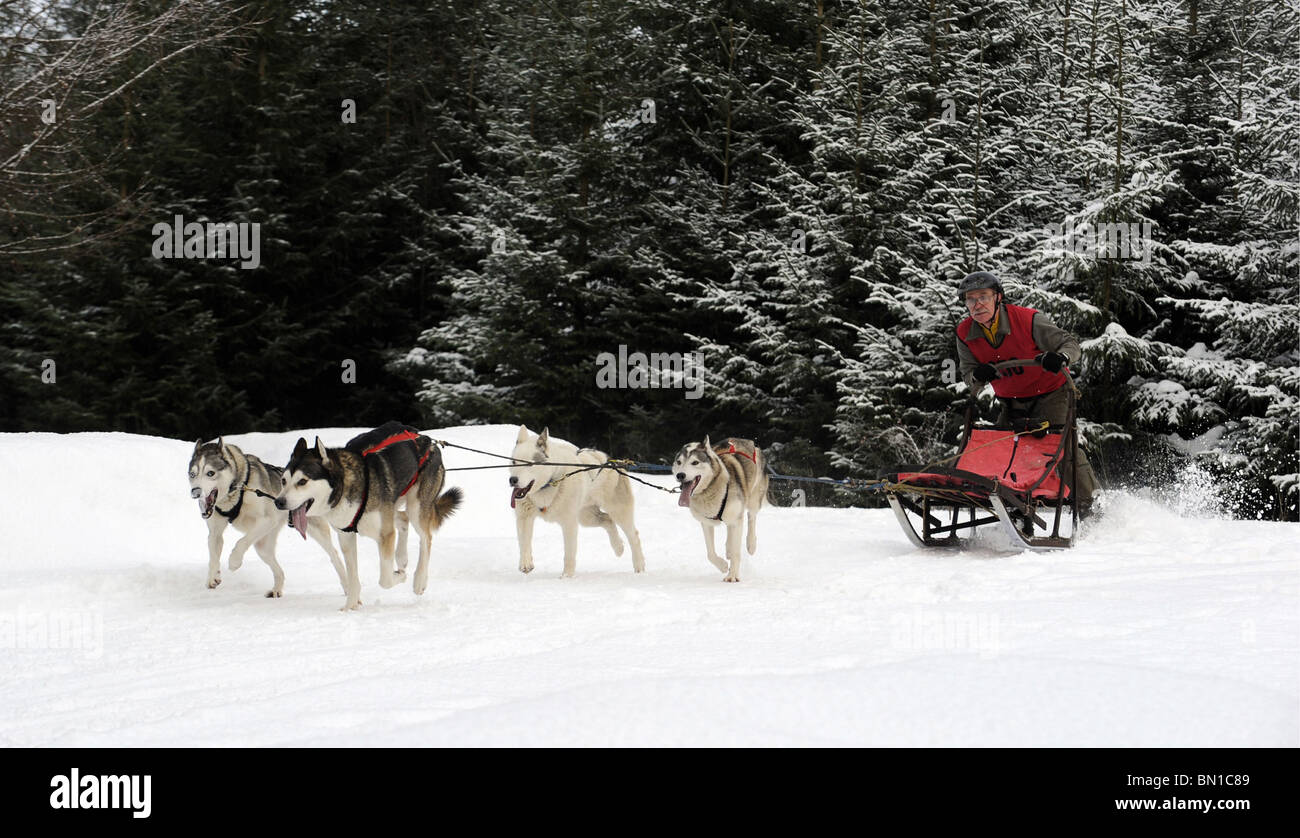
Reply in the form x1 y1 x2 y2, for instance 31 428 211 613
672 436 768 582
508 425 647 577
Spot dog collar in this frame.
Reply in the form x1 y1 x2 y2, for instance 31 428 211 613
710 481 729 521
216 462 250 522
528 474 563 505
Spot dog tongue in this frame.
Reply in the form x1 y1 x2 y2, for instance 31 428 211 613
510 481 533 509
678 478 694 507
290 505 308 539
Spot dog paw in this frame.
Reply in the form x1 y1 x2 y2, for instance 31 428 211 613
229 556 243 571
723 574 740 583
206 576 221 589
265 590 282 598
561 569 575 578
612 539 625 557
519 561 534 574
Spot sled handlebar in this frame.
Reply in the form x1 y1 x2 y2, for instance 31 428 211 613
965 357 1081 405
990 357 1070 372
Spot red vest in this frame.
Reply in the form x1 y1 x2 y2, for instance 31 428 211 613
957 304 1067 398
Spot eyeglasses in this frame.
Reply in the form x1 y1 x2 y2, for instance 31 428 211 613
964 293 997 308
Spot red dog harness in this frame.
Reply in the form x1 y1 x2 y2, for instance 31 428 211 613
707 440 757 520
721 440 758 464
362 429 430 497
344 430 431 532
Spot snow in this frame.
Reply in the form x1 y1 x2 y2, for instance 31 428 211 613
1 425 1296 747
1165 424 1228 457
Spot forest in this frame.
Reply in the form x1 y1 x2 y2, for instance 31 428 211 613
2 1 1295 518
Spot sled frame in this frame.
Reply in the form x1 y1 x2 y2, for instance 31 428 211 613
883 361 1080 552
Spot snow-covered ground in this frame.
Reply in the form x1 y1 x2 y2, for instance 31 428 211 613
1 425 1295 746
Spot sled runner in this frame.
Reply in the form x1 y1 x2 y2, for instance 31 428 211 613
879 359 1080 551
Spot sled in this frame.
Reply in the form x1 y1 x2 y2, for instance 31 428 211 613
878 359 1080 551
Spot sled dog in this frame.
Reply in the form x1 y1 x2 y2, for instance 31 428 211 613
189 438 346 597
672 436 768 582
274 422 462 610
508 425 646 577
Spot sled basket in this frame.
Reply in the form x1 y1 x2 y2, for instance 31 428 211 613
879 361 1080 551
891 429 1070 501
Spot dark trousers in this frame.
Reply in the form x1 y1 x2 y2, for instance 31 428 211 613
996 386 1097 506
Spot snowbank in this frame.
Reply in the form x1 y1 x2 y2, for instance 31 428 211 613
0 426 1295 746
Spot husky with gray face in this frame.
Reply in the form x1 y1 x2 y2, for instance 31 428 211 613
672 436 768 582
508 425 646 577
189 438 346 597
274 422 462 610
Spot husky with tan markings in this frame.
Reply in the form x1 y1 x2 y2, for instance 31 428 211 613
189 438 345 597
672 436 768 582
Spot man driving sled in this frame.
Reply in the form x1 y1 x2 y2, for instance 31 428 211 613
954 271 1098 517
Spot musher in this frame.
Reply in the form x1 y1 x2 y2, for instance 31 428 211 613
954 271 1098 516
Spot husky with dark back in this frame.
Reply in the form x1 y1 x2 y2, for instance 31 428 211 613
508 425 646 577
189 438 346 597
672 436 768 582
274 422 462 610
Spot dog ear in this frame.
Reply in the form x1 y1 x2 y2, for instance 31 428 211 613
217 437 227 456
291 437 307 458
516 425 530 444
702 434 711 450
193 438 204 455
315 436 329 463
537 427 549 454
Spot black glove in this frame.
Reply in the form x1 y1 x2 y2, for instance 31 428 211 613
973 363 997 383
1036 351 1068 373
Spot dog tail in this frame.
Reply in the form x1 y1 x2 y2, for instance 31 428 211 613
431 486 463 529
577 447 608 465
